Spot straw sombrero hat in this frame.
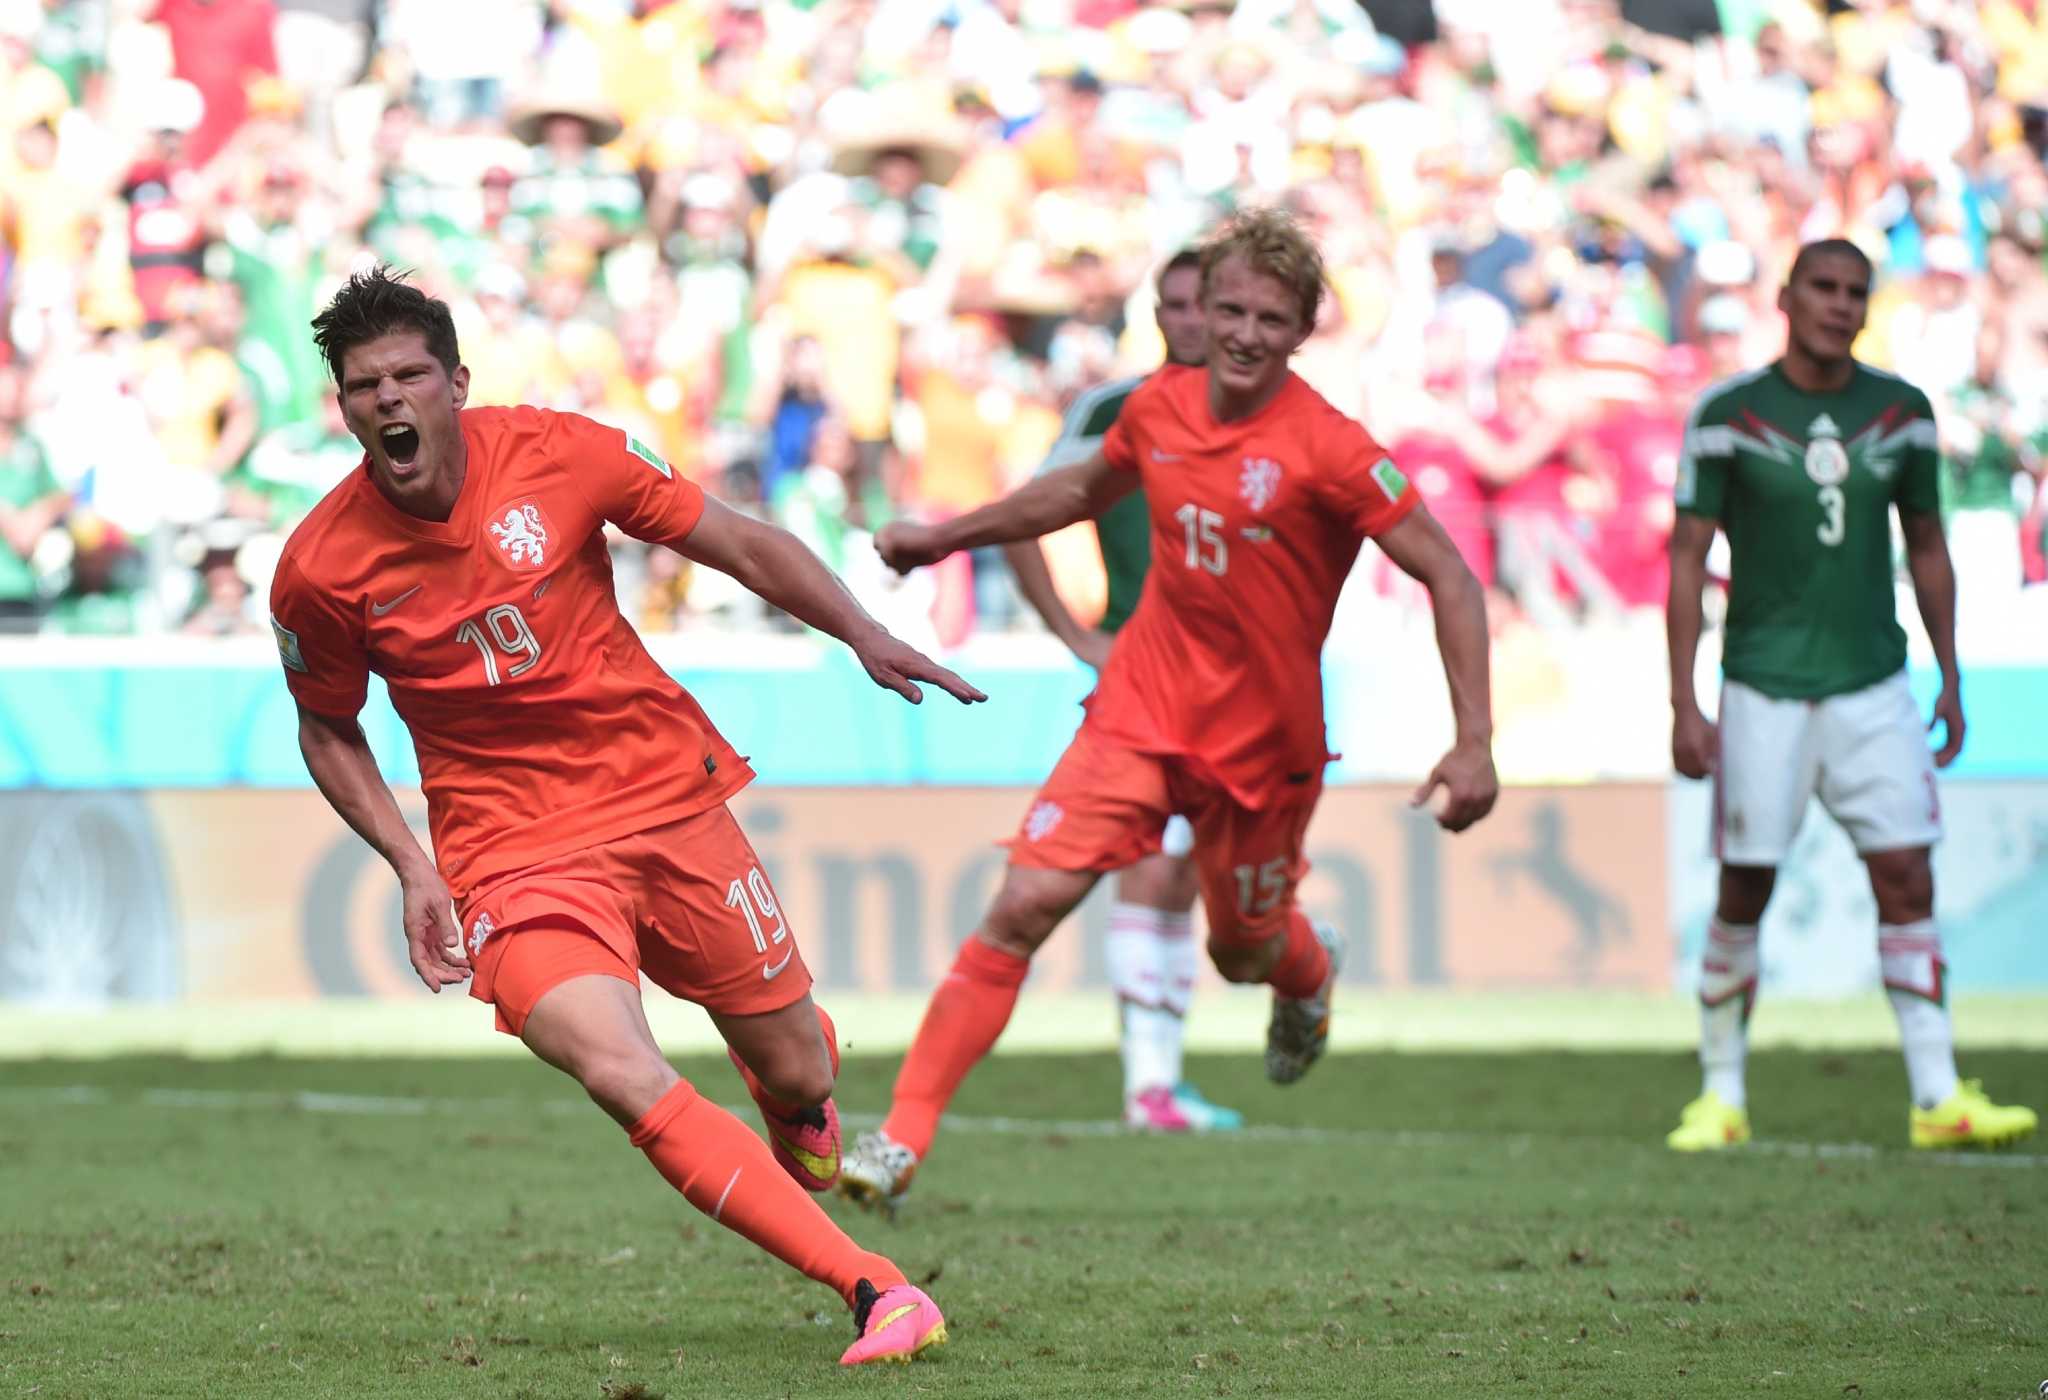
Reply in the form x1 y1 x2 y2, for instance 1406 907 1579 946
826 91 971 186
506 93 624 147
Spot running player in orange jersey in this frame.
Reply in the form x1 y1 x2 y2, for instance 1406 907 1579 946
840 209 1499 1213
269 267 975 1365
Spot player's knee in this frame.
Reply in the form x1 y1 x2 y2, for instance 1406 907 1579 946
1208 936 1276 984
1867 851 1933 922
983 885 1065 957
1716 864 1776 925
758 1054 835 1109
575 1048 675 1121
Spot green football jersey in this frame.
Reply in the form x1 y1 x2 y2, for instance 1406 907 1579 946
1675 362 1940 700
1043 375 1151 634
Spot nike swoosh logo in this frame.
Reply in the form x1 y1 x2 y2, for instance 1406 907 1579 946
762 947 794 980
770 1130 838 1181
370 585 422 616
1150 449 1182 462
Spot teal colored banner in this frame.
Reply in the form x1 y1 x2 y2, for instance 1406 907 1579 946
0 655 2044 788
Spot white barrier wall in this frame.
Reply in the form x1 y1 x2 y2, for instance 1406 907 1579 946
1666 780 2048 996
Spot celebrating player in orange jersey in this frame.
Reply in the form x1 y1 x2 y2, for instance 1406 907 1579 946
269 267 975 1366
840 209 1499 1213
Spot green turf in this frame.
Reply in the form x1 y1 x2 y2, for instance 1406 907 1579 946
3 1049 2044 1399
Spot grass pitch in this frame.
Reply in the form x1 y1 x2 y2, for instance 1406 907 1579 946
3 1048 2044 1399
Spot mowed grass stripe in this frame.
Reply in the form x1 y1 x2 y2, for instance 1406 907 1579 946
2 1076 2044 1168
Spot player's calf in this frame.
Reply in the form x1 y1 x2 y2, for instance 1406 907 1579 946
1263 917 1343 1086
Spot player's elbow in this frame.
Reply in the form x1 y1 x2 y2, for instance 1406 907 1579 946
718 516 798 591
1423 547 1482 607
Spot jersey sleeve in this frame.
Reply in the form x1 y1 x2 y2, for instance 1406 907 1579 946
1312 417 1422 537
1893 388 1941 515
268 553 369 719
1040 381 1127 474
1099 387 1145 474
552 411 706 547
1675 393 1733 519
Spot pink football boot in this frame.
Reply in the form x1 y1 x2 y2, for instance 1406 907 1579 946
840 1280 948 1366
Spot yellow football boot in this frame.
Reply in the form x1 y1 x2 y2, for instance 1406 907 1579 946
1909 1080 2038 1150
1666 1091 1751 1152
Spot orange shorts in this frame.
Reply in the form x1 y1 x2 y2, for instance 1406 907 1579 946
1006 726 1321 946
460 804 812 1037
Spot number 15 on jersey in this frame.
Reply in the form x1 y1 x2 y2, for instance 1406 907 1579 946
1175 502 1227 575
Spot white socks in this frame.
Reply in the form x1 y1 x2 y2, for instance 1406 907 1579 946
1106 901 1195 1100
1880 920 1959 1108
1698 919 1759 1109
1700 917 1961 1112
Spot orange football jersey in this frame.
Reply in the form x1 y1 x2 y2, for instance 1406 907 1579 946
269 405 752 898
1091 365 1419 808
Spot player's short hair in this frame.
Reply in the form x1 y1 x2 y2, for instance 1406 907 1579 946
1197 207 1326 329
1787 238 1872 287
1156 247 1202 292
311 265 461 386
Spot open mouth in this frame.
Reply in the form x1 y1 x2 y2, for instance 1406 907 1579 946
380 423 421 466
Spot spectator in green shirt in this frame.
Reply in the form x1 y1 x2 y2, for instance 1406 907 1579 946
1938 330 2029 603
0 363 67 633
505 96 643 269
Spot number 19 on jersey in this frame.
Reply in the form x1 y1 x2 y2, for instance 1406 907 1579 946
455 603 542 684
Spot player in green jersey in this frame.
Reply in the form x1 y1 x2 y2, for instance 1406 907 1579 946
1666 238 2035 1152
1000 250 1241 1133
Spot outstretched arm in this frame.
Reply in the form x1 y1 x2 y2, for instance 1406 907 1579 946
296 704 468 991
1900 507 1964 767
877 450 1136 571
1375 505 1498 831
1002 539 1112 669
678 496 986 705
1665 512 1719 779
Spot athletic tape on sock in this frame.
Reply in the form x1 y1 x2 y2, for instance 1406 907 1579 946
1879 920 1945 1003
1699 919 1759 1019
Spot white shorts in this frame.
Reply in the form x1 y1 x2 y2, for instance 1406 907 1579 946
1713 670 1942 866
1160 813 1194 858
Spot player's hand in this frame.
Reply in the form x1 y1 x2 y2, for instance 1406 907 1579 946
1068 628 1113 671
875 521 950 574
398 862 469 993
1671 706 1718 781
855 629 988 705
1928 679 1965 768
1411 738 1498 833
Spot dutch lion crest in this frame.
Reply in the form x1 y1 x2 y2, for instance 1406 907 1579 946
489 502 549 567
1240 456 1282 512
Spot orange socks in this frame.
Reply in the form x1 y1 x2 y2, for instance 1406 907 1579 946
1265 910 1329 999
628 1078 901 1307
727 1002 841 1118
882 937 1029 1158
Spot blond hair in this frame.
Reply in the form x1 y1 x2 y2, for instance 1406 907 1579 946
1197 207 1326 329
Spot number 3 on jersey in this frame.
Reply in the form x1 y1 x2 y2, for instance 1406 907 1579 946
455 603 542 684
1816 484 1845 547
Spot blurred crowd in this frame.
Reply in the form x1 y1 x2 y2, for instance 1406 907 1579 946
1 0 2046 644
